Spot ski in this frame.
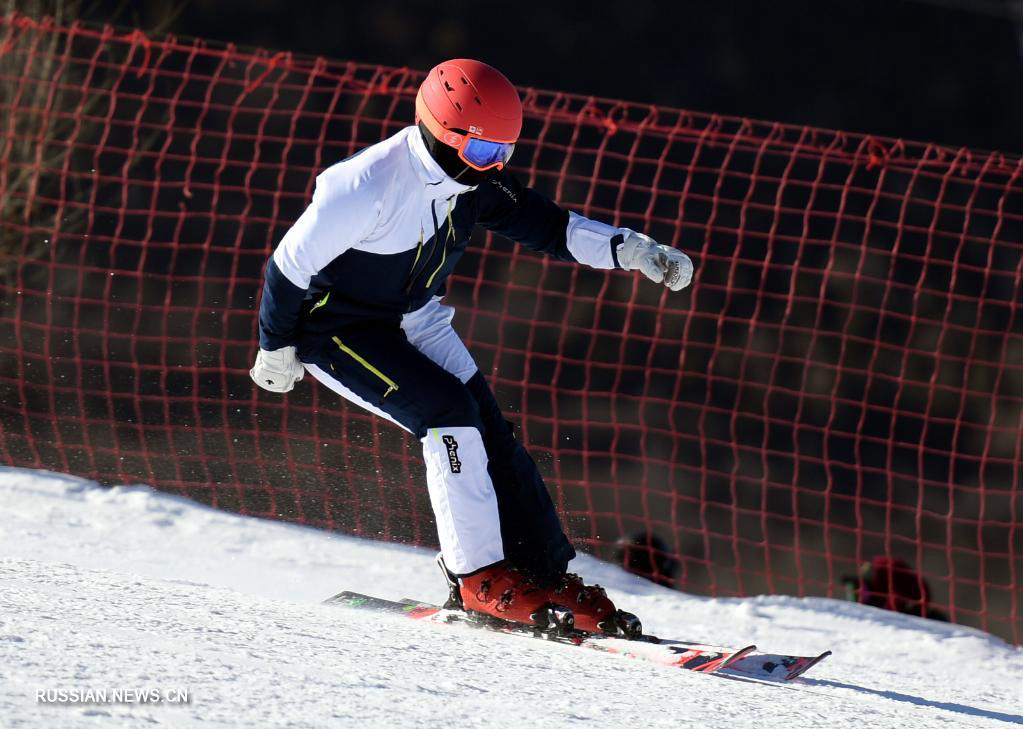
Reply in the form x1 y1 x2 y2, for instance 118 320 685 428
325 591 830 680
724 649 833 681
325 591 760 676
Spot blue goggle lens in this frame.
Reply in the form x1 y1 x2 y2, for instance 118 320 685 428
463 137 514 168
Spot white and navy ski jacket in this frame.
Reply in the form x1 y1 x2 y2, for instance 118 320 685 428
258 125 630 351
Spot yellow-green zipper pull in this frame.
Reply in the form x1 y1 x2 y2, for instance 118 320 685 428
309 291 330 314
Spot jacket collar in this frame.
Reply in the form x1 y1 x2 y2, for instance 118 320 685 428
405 125 475 199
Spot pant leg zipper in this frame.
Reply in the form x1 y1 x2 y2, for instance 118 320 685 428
331 336 399 399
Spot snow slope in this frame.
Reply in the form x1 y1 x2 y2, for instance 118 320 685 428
1 466 1020 728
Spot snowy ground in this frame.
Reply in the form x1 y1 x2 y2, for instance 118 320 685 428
1 467 1021 728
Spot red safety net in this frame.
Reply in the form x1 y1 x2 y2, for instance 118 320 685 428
1 15 1021 642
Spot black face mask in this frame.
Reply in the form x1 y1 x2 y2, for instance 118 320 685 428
418 123 500 187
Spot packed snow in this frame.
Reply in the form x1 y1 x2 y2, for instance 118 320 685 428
1 466 1020 728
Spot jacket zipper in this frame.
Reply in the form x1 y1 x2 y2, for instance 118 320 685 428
425 200 456 289
404 202 441 296
331 336 399 399
403 229 425 295
404 199 457 297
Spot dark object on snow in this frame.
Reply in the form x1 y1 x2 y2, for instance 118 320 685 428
613 532 680 588
841 556 947 621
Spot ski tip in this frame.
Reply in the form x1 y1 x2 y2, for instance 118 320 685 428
783 650 833 681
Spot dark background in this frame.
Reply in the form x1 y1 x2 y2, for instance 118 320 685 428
2 1 1020 639
82 0 1023 153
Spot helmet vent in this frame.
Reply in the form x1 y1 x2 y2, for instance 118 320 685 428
474 96 482 105
454 101 463 111
444 81 454 92
460 76 468 84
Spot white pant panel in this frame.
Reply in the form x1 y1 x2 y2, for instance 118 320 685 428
421 426 504 574
401 298 478 384
303 363 411 433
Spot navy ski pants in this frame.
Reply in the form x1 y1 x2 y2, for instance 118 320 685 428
298 319 576 584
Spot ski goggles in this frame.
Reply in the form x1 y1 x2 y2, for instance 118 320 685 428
438 129 515 171
415 88 517 172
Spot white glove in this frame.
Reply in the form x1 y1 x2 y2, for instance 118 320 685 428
617 232 694 291
250 346 305 393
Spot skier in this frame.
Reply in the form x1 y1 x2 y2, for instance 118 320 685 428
251 59 693 635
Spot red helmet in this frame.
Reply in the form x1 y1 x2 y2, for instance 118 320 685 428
416 59 521 172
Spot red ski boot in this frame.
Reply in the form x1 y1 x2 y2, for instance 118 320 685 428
453 560 639 637
458 563 575 633
549 573 620 634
